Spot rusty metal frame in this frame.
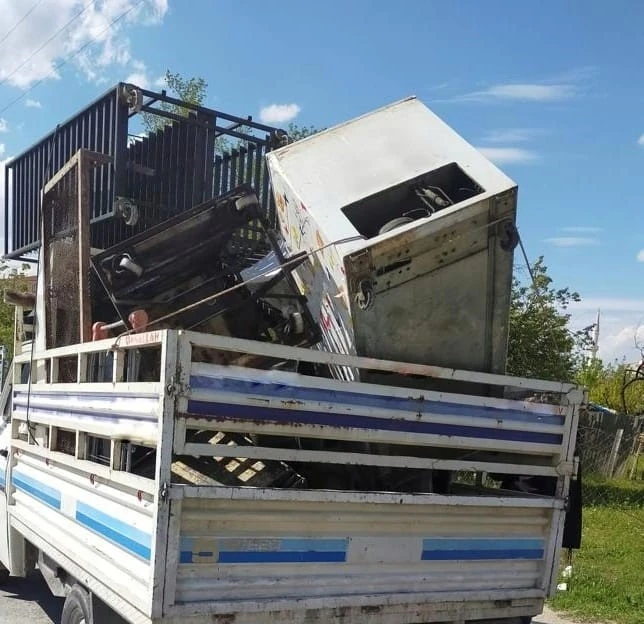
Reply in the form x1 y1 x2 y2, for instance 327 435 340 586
42 150 112 345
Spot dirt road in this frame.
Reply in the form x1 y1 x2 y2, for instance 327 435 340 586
0 571 62 624
0 575 584 624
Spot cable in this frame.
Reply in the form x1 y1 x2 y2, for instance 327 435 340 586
517 233 571 369
0 0 98 91
110 215 519 345
0 0 146 117
112 215 518 345
111 235 366 345
0 0 46 49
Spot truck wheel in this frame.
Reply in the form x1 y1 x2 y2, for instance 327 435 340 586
61 584 92 624
0 566 9 585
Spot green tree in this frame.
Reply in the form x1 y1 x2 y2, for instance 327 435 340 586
578 359 644 414
0 261 33 365
141 71 208 133
506 257 589 382
286 122 322 142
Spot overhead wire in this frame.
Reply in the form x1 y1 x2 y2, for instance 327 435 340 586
516 233 572 367
0 0 46 49
0 0 146 117
0 0 99 91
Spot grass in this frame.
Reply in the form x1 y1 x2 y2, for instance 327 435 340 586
548 476 644 624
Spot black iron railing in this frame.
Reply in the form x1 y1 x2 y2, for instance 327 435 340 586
3 83 285 259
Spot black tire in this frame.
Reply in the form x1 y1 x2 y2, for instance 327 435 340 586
61 584 92 624
0 566 9 585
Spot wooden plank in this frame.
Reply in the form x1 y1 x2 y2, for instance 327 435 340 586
43 151 80 194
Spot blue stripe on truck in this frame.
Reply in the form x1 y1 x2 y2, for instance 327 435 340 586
217 550 346 563
12 472 61 509
76 502 152 560
180 537 349 564
421 537 545 561
190 375 565 426
186 399 563 446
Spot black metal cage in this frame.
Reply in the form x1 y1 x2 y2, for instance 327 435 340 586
3 82 285 259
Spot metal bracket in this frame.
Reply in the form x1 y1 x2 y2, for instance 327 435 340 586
120 83 143 113
499 219 519 252
555 460 575 476
114 196 139 226
355 279 375 311
166 374 189 397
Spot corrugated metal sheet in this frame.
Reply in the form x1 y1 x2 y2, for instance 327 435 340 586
170 494 551 606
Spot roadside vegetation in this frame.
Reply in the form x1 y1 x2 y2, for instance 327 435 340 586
549 477 644 624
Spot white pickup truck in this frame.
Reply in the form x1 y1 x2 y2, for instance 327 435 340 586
0 328 583 624
0 88 583 624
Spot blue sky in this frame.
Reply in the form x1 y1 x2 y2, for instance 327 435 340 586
0 0 643 362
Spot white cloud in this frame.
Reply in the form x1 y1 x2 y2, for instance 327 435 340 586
637 249 644 262
638 134 644 146
0 118 7 133
153 74 166 88
481 128 539 143
561 226 602 233
569 298 644 363
0 144 5 156
573 297 644 312
0 0 168 89
124 72 149 88
24 99 42 108
543 236 599 247
259 103 301 124
475 146 537 164
455 83 575 103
